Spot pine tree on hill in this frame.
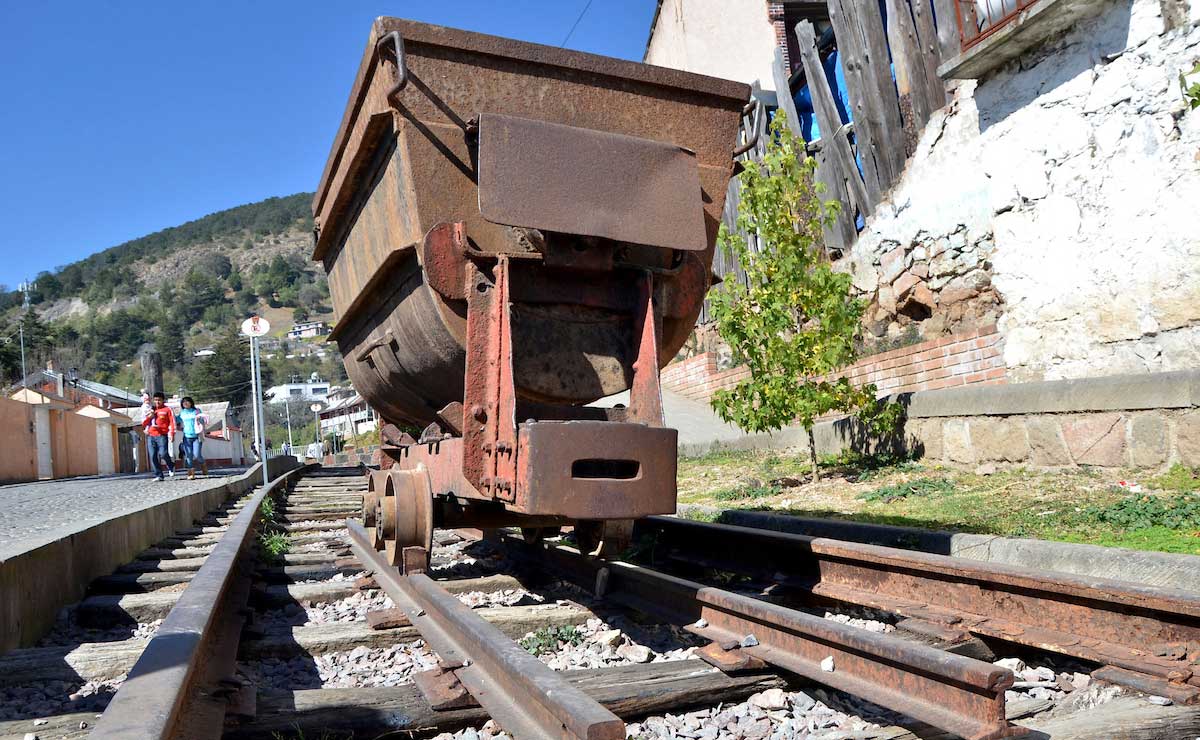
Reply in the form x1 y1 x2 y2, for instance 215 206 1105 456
188 327 251 406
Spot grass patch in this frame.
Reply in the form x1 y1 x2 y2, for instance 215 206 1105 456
259 531 290 564
1081 490 1200 530
260 496 277 522
678 508 721 523
1147 464 1200 494
520 625 583 656
677 447 1200 555
713 482 782 502
859 477 953 503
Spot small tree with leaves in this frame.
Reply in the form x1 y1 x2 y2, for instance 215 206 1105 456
709 114 899 482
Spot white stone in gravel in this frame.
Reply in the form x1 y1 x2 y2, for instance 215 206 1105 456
740 634 759 648
994 657 1026 673
1021 666 1055 682
822 611 895 633
1147 695 1172 706
749 688 789 710
820 656 835 672
595 629 623 648
616 644 653 664
791 691 816 712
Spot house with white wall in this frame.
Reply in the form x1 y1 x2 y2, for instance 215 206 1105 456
650 0 1200 469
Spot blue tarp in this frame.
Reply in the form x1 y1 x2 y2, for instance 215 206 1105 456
794 48 854 141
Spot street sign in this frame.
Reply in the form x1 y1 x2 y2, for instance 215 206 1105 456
240 316 271 337
310 403 323 412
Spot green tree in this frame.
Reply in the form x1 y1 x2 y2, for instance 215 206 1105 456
158 309 190 370
188 328 251 405
194 252 233 279
710 114 899 482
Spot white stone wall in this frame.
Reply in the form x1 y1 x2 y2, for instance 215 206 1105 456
842 0 1200 382
645 0 780 90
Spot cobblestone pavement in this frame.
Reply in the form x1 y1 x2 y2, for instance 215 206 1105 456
0 469 247 560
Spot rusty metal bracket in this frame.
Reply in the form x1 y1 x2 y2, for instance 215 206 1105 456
413 664 480 709
347 520 624 739
732 99 765 158
627 271 664 427
697 641 767 673
462 257 518 502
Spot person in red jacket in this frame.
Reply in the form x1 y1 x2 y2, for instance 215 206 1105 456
142 391 177 481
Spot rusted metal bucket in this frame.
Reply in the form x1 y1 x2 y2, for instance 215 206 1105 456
313 17 749 427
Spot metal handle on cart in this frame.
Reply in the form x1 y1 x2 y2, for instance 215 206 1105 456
376 31 409 103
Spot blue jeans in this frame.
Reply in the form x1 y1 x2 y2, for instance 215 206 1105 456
181 436 204 468
147 435 174 478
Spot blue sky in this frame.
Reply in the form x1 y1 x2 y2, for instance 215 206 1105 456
0 1 657 288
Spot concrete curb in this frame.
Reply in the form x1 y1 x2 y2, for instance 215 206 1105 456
0 456 301 653
678 505 1200 592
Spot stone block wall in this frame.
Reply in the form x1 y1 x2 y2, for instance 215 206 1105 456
902 369 1200 468
908 409 1200 468
680 370 1200 471
661 327 1007 403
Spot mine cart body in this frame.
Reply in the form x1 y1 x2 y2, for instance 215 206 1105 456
313 17 748 561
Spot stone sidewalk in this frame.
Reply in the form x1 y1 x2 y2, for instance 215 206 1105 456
0 469 246 561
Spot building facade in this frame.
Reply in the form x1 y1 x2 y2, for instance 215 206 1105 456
264 375 332 404
647 0 1200 468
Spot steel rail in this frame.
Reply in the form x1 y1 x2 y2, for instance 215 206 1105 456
346 519 625 740
640 516 1200 688
90 463 313 740
503 532 1023 740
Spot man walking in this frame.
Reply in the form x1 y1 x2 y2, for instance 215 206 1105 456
142 391 177 481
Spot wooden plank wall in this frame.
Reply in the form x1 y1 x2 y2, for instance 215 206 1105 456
702 0 951 323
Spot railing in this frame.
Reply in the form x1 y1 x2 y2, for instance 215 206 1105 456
956 0 1039 50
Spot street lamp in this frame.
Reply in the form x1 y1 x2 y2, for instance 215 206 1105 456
310 402 323 444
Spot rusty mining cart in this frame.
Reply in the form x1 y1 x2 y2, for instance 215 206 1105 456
313 18 749 565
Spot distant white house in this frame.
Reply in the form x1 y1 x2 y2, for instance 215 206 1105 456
286 321 330 340
193 347 215 358
264 372 332 404
319 388 377 439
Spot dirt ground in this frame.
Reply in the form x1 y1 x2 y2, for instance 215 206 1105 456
678 449 1200 555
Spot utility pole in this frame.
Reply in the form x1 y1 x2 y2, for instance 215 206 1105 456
241 316 271 488
17 280 34 387
284 400 294 448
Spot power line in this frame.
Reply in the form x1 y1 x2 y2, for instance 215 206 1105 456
560 0 594 47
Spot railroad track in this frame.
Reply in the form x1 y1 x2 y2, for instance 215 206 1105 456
1 468 1197 739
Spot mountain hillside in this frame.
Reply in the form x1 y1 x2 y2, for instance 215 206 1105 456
0 193 346 400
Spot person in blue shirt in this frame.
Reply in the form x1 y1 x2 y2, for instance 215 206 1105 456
175 397 210 479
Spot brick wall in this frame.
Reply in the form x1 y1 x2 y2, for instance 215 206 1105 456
662 326 1006 403
768 2 790 69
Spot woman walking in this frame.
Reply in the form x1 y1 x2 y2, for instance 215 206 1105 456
176 397 209 479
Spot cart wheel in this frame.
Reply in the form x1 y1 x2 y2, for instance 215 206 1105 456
574 519 634 558
382 466 434 569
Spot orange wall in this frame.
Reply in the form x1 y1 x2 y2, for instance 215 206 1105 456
48 408 102 479
0 398 38 482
